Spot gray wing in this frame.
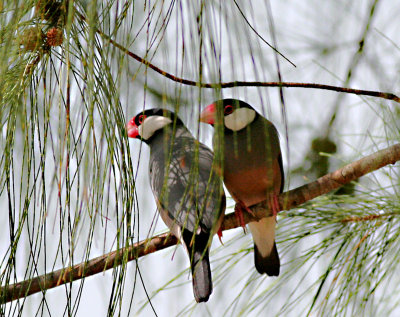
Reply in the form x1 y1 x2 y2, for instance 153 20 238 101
149 136 224 234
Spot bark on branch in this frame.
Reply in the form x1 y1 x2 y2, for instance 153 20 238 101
1 143 399 303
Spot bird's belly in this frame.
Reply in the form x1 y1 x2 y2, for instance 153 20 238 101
224 161 281 207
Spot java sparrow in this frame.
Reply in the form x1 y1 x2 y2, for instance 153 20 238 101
127 108 225 302
200 99 283 276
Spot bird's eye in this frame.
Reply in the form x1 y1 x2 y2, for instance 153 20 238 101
138 115 147 124
224 105 233 115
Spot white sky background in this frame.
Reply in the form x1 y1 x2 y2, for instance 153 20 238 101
2 0 400 316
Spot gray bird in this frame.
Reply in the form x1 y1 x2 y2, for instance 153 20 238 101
200 99 283 276
127 108 225 302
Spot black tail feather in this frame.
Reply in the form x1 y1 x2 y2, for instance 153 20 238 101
182 230 212 302
191 249 212 302
254 242 280 276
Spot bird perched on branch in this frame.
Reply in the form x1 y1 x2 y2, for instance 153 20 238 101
127 108 225 302
200 99 283 276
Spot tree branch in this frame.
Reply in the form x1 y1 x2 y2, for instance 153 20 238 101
96 29 400 103
73 11 400 104
1 143 399 303
223 143 400 228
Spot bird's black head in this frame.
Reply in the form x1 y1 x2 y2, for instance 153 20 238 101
126 108 183 143
200 99 257 131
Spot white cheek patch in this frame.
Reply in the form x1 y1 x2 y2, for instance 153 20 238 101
224 108 256 131
138 116 172 140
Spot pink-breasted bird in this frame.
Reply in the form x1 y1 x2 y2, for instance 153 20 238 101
127 108 225 302
200 99 283 276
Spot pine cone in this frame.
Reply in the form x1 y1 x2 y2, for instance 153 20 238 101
46 27 63 46
20 27 45 51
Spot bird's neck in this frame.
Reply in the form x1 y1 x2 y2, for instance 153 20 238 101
149 125 192 153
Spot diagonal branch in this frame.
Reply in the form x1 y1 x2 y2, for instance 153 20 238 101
1 143 399 303
224 143 400 227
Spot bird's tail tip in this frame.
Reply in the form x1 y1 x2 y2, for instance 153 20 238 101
254 242 280 276
192 251 213 302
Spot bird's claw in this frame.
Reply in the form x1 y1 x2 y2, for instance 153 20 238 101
234 200 251 233
217 228 224 245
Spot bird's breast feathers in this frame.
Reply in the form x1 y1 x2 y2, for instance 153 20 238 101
224 159 282 207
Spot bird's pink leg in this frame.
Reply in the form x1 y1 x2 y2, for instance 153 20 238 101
234 199 253 233
267 192 280 217
236 199 254 215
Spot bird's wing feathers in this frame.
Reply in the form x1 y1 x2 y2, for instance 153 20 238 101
150 135 223 234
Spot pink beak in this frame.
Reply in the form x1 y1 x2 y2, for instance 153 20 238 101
199 103 216 125
126 118 139 138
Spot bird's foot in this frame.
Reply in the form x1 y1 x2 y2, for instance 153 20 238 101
234 200 252 233
267 193 280 217
237 199 255 215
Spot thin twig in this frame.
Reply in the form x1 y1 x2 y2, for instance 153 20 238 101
1 143 399 303
95 29 400 103
326 0 380 136
232 0 296 67
72 11 400 103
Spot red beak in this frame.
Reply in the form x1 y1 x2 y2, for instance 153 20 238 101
126 117 139 138
199 103 217 125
